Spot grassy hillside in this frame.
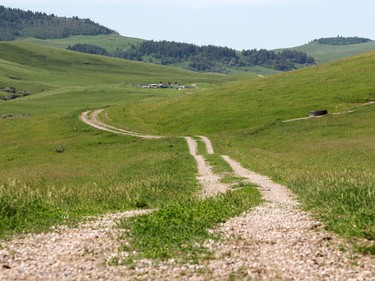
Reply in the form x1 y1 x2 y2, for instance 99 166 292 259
17 34 143 53
277 40 375 64
105 51 375 250
0 42 249 238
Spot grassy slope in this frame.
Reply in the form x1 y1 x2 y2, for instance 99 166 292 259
16 33 143 52
106 51 375 246
0 42 248 238
276 41 375 64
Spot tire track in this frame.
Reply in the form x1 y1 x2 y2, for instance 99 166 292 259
199 136 215 154
185 137 228 198
205 155 375 280
80 110 162 139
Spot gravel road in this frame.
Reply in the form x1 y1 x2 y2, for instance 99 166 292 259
1 109 373 280
0 210 154 281
205 156 375 280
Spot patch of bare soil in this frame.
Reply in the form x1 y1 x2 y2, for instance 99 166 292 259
0 210 153 281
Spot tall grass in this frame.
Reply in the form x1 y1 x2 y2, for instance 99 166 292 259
289 170 374 240
0 137 199 238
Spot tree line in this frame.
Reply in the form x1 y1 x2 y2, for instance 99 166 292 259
0 6 115 41
106 40 315 72
68 40 315 73
137 40 237 61
67 44 109 56
313 36 372 45
241 49 315 71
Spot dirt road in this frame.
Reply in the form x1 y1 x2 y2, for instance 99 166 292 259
1 109 373 280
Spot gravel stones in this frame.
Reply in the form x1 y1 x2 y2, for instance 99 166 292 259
0 210 153 281
185 137 229 198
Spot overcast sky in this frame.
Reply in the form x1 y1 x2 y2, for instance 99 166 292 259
3 0 375 50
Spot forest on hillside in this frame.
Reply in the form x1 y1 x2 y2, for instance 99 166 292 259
68 40 315 73
0 6 115 40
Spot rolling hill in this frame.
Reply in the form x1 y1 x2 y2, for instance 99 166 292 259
20 33 375 73
0 6 313 74
0 5 115 40
276 39 375 64
16 34 143 53
3 5 375 75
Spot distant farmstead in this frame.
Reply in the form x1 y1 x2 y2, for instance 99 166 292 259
137 83 195 90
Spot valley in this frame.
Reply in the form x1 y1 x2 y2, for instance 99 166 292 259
0 6 374 279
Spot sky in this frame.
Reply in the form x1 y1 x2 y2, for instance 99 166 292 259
2 0 375 50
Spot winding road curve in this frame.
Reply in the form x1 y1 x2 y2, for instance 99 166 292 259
81 109 228 198
80 109 162 139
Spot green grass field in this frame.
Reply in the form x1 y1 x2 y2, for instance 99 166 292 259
0 42 374 255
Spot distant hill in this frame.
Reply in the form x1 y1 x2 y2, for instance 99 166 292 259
0 6 316 74
0 5 115 41
66 40 315 73
15 35 276 75
17 34 144 53
276 36 375 64
19 34 314 74
313 36 371 45
11 5 375 74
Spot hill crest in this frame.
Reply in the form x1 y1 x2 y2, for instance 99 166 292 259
0 5 116 41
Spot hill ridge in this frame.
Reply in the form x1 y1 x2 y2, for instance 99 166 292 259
0 5 115 41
